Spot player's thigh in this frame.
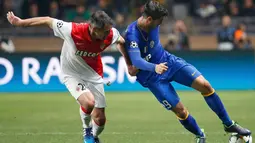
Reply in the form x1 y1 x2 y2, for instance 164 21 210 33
86 82 106 108
148 81 180 110
172 65 202 87
63 77 95 107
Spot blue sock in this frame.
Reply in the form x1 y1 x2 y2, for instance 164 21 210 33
204 92 233 126
179 114 204 137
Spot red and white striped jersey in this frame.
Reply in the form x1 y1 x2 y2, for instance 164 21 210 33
52 19 120 83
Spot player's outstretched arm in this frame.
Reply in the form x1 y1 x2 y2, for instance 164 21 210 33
127 41 168 74
116 36 139 76
7 11 53 29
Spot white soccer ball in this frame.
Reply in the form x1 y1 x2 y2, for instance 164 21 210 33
229 133 252 143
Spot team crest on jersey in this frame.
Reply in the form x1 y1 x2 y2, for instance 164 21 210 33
150 41 154 48
130 41 138 48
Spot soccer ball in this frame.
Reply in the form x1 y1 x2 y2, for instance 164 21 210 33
229 133 252 143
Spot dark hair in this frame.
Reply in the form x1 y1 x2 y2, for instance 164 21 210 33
89 11 114 28
143 0 168 20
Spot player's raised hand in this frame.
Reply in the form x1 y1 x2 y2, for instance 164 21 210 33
7 11 22 26
155 62 168 74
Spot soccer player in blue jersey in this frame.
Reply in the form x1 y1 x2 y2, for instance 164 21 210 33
124 1 251 142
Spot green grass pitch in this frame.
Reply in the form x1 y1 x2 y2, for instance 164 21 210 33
0 91 254 143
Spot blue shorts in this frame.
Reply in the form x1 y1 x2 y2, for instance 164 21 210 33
147 65 201 110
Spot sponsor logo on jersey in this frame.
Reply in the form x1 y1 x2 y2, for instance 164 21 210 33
75 50 100 57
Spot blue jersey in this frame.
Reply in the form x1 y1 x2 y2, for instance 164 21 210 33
125 21 202 109
126 21 165 63
125 21 188 87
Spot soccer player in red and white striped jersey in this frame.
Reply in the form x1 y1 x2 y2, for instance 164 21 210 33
7 10 131 143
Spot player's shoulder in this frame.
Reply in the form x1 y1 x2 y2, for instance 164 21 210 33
125 21 140 40
72 22 89 28
126 21 138 33
111 27 120 36
52 18 72 29
71 22 89 34
111 27 118 32
70 22 90 40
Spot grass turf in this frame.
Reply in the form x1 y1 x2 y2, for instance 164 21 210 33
0 91 254 143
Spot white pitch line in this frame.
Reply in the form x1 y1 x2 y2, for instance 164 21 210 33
0 131 226 136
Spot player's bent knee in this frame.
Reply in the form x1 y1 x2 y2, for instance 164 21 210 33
204 80 212 91
176 108 189 120
202 80 215 96
193 76 214 96
78 93 95 109
79 99 95 109
172 102 189 120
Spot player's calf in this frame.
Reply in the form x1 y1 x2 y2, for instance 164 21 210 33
93 108 106 126
172 102 204 138
78 93 96 143
78 92 95 130
92 108 106 139
192 76 251 136
192 76 233 127
80 106 92 128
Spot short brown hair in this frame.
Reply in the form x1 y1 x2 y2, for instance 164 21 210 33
89 11 114 28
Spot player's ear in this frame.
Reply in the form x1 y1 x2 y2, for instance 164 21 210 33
147 16 153 23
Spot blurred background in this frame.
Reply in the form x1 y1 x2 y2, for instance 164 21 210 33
0 1 254 143
0 0 254 91
1 0 255 51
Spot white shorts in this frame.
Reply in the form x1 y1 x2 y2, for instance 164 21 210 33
63 77 106 108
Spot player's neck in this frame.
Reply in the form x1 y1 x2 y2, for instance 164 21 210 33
88 25 97 41
137 17 150 33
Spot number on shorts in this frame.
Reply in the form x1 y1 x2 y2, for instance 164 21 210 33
78 83 86 91
162 100 172 109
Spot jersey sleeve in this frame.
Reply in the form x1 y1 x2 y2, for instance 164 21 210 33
111 28 121 44
52 19 72 40
126 35 155 72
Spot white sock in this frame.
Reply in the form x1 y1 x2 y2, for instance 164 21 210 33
92 120 105 137
79 107 91 128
